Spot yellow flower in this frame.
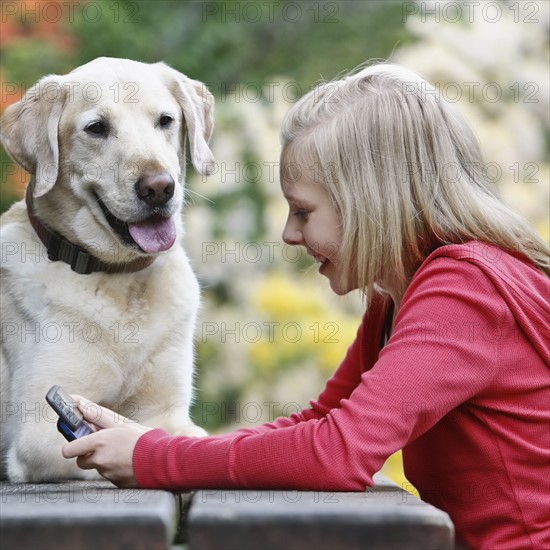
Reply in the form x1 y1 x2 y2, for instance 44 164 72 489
248 273 361 377
253 272 325 318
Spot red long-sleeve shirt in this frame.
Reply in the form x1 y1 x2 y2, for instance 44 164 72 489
134 242 550 549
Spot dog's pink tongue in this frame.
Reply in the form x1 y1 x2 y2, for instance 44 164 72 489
128 216 176 253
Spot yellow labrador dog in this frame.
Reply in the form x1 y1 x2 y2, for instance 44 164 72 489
0 57 214 481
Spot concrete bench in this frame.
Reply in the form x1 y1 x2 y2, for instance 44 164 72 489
1 473 455 549
188 473 455 550
0 480 185 550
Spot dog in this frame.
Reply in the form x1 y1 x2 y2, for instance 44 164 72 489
0 57 214 482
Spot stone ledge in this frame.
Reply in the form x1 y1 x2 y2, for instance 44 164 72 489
187 472 455 550
0 481 178 550
0 473 455 550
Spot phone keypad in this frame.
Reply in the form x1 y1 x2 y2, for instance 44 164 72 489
54 394 81 425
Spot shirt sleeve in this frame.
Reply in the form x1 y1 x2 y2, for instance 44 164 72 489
133 258 503 491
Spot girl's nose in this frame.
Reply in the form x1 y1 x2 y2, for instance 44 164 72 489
282 218 302 245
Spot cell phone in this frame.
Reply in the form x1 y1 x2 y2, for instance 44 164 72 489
46 385 94 442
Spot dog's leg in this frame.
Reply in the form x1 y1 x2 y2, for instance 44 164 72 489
6 435 102 483
5 394 102 483
125 269 207 438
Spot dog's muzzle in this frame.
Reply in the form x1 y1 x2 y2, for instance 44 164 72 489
96 172 178 254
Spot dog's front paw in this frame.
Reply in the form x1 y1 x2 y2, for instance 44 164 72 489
145 411 209 438
172 424 208 438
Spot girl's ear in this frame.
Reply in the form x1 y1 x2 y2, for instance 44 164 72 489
0 75 66 197
158 63 215 177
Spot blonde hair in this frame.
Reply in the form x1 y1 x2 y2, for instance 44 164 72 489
280 63 550 301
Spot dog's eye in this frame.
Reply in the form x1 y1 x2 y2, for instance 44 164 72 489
85 121 108 136
159 115 174 128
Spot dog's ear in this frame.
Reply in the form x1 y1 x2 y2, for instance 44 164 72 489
160 64 215 176
0 75 66 197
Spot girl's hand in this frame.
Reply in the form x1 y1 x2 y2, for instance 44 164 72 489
62 396 153 487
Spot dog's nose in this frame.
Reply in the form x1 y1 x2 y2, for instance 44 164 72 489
135 172 175 208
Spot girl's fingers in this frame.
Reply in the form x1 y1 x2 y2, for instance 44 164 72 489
62 432 100 459
71 395 132 429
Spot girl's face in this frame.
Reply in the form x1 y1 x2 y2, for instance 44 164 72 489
281 163 350 295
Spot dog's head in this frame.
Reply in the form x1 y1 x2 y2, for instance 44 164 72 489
0 57 215 259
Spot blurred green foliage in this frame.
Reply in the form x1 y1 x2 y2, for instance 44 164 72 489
1 0 413 91
67 0 413 90
1 0 412 212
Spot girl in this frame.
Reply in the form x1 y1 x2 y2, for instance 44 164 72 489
63 64 549 550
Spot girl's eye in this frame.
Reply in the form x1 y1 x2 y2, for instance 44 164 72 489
293 209 310 220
